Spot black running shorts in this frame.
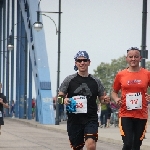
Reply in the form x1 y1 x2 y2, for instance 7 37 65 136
67 121 98 150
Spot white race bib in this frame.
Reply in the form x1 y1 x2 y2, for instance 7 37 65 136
72 96 87 113
126 92 142 110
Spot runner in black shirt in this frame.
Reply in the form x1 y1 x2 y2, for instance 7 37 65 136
0 92 9 134
59 51 110 150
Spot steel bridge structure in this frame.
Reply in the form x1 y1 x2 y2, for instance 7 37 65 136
0 0 55 124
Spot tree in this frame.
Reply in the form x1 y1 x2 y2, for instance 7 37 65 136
146 61 150 70
94 62 111 92
93 55 150 94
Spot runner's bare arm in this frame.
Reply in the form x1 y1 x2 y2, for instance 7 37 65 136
0 98 9 108
3 103 9 108
58 92 70 105
111 90 121 105
58 91 65 96
111 90 118 101
98 92 110 104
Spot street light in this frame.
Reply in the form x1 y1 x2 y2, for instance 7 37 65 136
7 34 16 116
33 0 62 125
34 13 58 35
7 20 25 51
7 35 14 51
33 0 43 32
33 11 43 32
0 36 14 51
33 22 43 32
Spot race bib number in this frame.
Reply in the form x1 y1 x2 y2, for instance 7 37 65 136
72 96 87 113
126 92 142 110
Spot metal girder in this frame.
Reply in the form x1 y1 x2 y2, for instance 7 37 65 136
18 0 55 124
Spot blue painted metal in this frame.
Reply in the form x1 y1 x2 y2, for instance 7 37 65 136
15 0 20 118
24 34 28 119
28 54 32 120
35 98 38 121
0 1 2 82
18 0 55 124
6 0 10 117
19 15 26 119
2 0 6 94
10 0 15 115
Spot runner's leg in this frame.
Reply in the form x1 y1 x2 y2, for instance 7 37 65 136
84 121 98 150
132 118 147 150
67 124 85 150
119 117 133 150
100 110 104 127
104 110 108 127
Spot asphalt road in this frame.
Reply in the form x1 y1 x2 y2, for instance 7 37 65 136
0 119 122 150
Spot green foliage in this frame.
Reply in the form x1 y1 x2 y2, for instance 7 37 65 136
146 61 150 70
93 55 150 94
146 60 150 94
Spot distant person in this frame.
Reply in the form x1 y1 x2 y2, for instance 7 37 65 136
110 100 120 126
100 101 108 128
53 97 56 110
111 47 150 150
11 100 15 118
106 101 112 128
0 93 9 134
32 98 36 119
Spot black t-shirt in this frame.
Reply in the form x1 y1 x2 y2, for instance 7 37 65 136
0 93 7 113
59 73 105 124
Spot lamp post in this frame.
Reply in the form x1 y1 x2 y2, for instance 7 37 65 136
141 0 148 68
7 35 14 116
33 0 62 125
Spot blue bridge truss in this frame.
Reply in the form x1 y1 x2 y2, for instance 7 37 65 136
0 0 55 124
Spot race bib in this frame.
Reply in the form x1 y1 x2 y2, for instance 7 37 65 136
72 96 87 113
126 92 142 110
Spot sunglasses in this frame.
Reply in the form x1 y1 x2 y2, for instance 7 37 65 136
76 59 89 63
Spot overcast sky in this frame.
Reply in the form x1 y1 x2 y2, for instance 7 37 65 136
36 0 150 97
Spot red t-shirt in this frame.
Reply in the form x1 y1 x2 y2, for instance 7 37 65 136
32 100 35 108
113 68 150 119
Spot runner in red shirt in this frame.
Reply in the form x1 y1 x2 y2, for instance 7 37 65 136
111 47 150 150
32 98 36 119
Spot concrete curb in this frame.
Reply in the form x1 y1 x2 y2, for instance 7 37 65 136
7 118 150 150
8 118 66 133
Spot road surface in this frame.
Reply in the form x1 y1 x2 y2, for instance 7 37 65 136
0 119 122 150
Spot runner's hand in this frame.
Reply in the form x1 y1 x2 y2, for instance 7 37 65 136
145 93 150 102
0 98 3 104
64 98 70 105
115 98 122 106
104 95 110 102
